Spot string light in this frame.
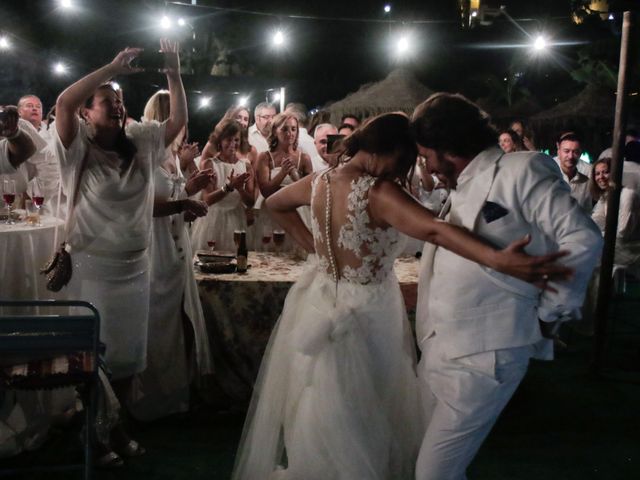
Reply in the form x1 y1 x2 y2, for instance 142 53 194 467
238 96 249 107
53 62 68 75
0 36 10 50
272 30 285 47
384 4 391 14
160 15 172 29
198 96 212 109
533 35 547 52
59 0 73 9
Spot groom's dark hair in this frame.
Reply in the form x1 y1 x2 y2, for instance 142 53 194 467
411 93 498 159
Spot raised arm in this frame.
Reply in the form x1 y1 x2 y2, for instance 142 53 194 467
56 48 143 148
161 39 187 148
265 175 315 253
369 180 572 285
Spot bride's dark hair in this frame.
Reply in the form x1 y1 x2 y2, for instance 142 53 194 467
338 112 417 186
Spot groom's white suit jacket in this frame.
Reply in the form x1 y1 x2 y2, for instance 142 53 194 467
416 147 603 360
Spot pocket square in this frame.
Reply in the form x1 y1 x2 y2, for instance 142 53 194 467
481 201 509 223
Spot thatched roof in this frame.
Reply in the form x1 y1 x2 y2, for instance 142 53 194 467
326 69 434 125
475 96 541 123
531 84 615 123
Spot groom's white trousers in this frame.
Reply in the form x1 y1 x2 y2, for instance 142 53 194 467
416 334 534 480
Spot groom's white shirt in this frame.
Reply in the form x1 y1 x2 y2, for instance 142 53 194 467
416 147 603 360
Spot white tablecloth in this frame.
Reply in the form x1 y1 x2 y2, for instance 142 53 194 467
0 216 64 303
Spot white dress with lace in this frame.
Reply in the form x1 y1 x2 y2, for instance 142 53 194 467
232 172 422 480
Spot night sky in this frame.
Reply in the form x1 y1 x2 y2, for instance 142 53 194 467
0 0 626 142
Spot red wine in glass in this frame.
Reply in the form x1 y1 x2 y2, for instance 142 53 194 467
33 196 44 208
273 230 285 246
261 234 272 245
207 240 216 251
3 193 15 205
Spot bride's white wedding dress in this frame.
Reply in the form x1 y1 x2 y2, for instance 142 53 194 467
231 171 423 480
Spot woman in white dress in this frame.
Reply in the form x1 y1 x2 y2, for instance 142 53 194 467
53 40 187 462
124 90 215 421
232 113 572 480
255 112 313 251
191 119 255 252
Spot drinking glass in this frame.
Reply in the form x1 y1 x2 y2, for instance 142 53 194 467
2 178 16 225
233 230 242 249
273 229 285 256
261 226 272 250
207 240 216 252
28 178 43 226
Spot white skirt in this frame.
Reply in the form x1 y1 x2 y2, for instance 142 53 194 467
67 249 150 380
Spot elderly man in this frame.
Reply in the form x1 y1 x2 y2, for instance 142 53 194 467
0 106 36 173
555 133 592 212
17 95 44 132
248 102 276 154
411 93 602 480
312 123 338 171
16 94 62 213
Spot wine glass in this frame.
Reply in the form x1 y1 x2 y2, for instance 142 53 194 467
28 178 44 226
261 226 272 251
2 178 16 225
273 229 285 256
207 240 216 252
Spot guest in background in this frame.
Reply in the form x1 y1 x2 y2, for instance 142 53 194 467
312 123 338 171
285 103 322 170
307 109 332 137
590 157 640 274
255 112 312 251
53 40 186 462
126 90 214 422
191 119 254 252
510 119 536 151
248 102 276 154
554 132 592 212
498 129 523 153
0 105 36 172
340 113 360 130
338 123 355 137
597 127 640 161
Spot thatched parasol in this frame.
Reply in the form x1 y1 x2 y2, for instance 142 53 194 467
529 84 616 154
325 69 434 125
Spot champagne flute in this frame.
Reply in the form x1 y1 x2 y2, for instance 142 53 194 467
28 178 44 226
2 178 16 225
273 229 285 256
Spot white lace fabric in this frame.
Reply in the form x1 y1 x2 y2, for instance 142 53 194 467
310 172 402 285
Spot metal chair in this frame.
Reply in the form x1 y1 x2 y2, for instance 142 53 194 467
0 300 100 479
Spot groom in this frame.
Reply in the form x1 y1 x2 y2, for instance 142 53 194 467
410 93 603 480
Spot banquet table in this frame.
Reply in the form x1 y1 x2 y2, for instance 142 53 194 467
195 252 419 406
0 216 64 310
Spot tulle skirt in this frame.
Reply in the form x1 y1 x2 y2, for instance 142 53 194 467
232 262 423 480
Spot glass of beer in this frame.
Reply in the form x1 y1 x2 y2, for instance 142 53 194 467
273 229 285 256
233 230 242 249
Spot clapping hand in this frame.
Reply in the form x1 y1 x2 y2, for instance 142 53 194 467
185 168 215 196
109 47 144 75
281 157 296 175
182 199 207 222
0 106 19 138
228 169 251 191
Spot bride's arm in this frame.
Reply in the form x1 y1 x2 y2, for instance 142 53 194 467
265 175 315 253
369 180 572 286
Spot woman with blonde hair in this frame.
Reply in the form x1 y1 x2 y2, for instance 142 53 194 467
124 90 214 421
254 112 312 250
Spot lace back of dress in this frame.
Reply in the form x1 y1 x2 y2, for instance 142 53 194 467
310 172 400 285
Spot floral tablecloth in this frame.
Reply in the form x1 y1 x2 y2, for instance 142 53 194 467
195 252 419 406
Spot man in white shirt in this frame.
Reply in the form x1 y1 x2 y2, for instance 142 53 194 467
312 123 338 171
0 106 36 174
248 102 275 154
411 93 602 480
554 133 592 212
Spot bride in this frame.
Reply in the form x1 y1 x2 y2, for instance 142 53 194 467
231 113 570 480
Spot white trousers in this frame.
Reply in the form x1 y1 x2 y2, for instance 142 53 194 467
416 334 534 480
